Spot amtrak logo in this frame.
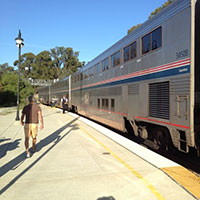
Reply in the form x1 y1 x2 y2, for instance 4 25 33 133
179 68 188 73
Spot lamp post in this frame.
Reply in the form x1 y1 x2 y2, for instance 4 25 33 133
15 30 24 121
25 66 29 104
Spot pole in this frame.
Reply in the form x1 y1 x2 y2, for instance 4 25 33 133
15 44 21 120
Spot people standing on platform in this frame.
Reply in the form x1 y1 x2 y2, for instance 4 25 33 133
21 95 44 158
61 95 68 114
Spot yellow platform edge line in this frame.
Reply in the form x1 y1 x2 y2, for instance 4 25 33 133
79 126 165 200
162 166 200 199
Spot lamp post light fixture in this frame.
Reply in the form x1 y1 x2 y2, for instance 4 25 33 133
15 30 24 121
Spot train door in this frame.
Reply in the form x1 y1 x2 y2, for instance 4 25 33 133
84 92 89 116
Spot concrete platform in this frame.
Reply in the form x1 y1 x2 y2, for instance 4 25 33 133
0 105 199 200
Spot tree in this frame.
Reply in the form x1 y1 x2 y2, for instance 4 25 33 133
0 63 14 75
50 47 64 78
127 0 173 34
13 46 84 81
61 48 82 78
50 47 83 79
1 45 83 107
0 72 18 106
20 53 36 78
33 51 55 80
0 63 14 91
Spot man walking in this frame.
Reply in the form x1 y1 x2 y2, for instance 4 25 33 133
21 95 44 158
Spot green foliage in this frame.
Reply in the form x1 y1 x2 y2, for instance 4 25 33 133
0 71 34 107
14 46 83 81
148 0 173 19
1 72 18 94
50 47 83 79
127 24 142 35
0 72 18 106
0 63 15 91
127 0 173 34
1 46 83 107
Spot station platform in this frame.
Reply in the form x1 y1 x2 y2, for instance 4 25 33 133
0 105 199 200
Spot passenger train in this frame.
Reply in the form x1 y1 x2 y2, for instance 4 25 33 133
38 0 200 156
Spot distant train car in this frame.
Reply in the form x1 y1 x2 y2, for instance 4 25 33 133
38 76 71 108
38 0 200 156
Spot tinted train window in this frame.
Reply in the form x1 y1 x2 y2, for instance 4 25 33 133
124 42 137 62
89 67 94 77
112 51 121 67
142 34 151 54
97 99 100 109
142 27 162 54
111 99 115 111
81 73 83 80
83 70 88 79
95 63 101 74
102 98 109 109
152 27 162 50
124 46 129 62
102 58 109 71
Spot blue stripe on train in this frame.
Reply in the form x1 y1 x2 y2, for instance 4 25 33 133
77 65 190 91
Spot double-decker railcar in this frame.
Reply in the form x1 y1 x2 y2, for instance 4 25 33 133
38 76 71 107
38 0 200 156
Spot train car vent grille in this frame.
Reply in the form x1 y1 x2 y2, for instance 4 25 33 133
149 81 170 120
128 84 139 95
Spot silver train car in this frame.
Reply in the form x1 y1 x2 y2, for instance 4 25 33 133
38 76 71 107
38 0 200 156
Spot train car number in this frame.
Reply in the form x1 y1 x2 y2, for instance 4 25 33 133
176 49 189 59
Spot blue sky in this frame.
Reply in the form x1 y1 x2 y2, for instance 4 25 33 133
0 0 168 67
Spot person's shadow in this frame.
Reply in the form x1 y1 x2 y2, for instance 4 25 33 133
0 117 79 195
97 197 115 200
0 138 21 159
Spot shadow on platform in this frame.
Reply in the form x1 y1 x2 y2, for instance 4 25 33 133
0 117 79 195
0 138 21 159
97 196 115 200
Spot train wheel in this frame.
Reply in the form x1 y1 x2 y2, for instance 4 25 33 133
153 128 168 150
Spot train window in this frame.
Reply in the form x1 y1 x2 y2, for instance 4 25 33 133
83 70 88 79
97 99 100 109
142 27 162 55
152 27 162 50
130 42 137 59
112 51 121 67
124 42 137 62
102 98 109 109
124 46 129 62
102 99 105 109
89 67 94 77
95 63 101 74
102 58 109 71
111 99 115 111
142 34 151 54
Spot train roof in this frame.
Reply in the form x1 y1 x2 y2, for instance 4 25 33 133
80 0 191 72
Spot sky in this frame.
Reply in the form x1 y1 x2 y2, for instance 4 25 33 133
0 0 168 67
